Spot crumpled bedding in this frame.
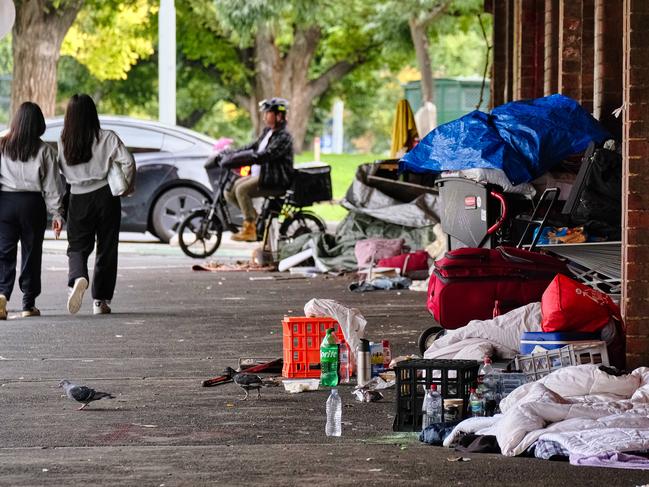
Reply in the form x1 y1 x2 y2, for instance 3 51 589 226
443 365 649 469
423 302 542 360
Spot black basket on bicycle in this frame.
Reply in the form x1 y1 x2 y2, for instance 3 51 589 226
288 163 332 207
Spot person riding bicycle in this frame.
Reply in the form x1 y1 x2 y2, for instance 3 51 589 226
219 97 294 242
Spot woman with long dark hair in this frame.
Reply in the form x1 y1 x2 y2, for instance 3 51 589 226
58 94 135 315
0 102 64 320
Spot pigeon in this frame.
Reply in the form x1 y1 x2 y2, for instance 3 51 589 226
59 380 115 410
223 367 264 400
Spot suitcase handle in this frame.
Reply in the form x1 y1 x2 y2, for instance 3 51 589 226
487 190 507 235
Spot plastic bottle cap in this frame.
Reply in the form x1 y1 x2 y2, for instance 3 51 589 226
484 357 492 364
430 384 437 392
470 387 476 393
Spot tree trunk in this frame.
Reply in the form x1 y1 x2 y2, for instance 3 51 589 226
11 0 83 117
250 25 360 153
407 1 452 105
409 17 435 104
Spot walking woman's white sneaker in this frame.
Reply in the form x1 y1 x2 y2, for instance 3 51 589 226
93 300 111 315
0 294 6 320
67 277 88 314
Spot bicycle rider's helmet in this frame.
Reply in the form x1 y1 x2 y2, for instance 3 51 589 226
258 97 289 114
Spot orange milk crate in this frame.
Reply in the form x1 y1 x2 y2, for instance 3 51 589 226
282 316 347 378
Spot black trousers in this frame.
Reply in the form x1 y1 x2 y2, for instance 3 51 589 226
67 185 121 301
0 192 47 309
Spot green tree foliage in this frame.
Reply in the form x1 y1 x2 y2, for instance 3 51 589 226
53 0 490 153
0 36 11 74
60 0 156 81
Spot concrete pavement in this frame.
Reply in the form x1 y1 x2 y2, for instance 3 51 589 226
0 240 648 486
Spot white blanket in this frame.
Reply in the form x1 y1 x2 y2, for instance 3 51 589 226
444 365 649 466
424 302 542 360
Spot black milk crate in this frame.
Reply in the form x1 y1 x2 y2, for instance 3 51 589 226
289 164 332 207
393 359 480 432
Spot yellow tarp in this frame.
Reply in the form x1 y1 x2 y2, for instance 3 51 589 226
390 99 419 158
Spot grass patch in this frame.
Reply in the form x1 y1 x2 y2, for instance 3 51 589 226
295 152 385 222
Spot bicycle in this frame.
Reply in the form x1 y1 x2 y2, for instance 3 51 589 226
177 164 327 259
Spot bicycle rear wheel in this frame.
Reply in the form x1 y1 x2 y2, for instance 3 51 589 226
178 210 223 259
279 211 326 240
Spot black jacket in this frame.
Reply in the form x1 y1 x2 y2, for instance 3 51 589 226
241 124 294 190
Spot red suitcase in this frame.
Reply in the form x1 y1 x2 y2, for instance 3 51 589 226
427 246 569 329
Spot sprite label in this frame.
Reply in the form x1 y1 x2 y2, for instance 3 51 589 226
320 329 339 387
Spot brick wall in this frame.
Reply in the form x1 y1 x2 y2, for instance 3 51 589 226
594 0 624 138
544 0 560 95
559 1 583 100
491 0 508 107
623 0 649 368
517 0 545 99
581 0 595 112
505 0 515 102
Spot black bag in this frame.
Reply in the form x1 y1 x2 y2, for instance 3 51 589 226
219 149 256 169
572 147 621 227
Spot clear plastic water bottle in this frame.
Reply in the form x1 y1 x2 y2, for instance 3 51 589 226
480 357 501 416
339 343 351 384
478 356 494 378
422 384 443 430
469 387 484 417
325 389 342 437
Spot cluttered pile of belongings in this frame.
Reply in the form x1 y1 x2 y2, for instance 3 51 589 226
400 94 621 244
400 94 609 186
278 94 621 281
424 272 625 368
279 163 443 273
441 364 649 469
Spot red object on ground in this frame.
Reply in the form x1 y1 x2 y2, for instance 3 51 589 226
427 246 569 329
377 250 430 275
201 358 283 387
541 274 622 333
282 317 346 379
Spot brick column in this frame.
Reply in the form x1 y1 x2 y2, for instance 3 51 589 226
594 0 624 138
517 0 545 100
623 0 649 368
491 0 508 107
559 0 583 101
505 0 515 102
544 0 559 95
581 0 595 113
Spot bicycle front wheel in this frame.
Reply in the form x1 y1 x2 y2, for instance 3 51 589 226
279 211 327 240
177 210 223 259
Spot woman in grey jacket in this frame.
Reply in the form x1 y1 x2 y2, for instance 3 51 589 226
58 94 135 315
0 102 64 320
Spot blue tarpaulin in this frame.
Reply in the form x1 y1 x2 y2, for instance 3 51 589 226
400 94 611 185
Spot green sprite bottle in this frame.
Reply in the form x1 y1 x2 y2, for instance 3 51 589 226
320 328 339 387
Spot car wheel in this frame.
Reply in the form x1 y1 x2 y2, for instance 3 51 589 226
151 187 207 242
417 326 445 355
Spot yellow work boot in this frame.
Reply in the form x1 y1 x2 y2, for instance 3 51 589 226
231 221 257 242
0 294 6 320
